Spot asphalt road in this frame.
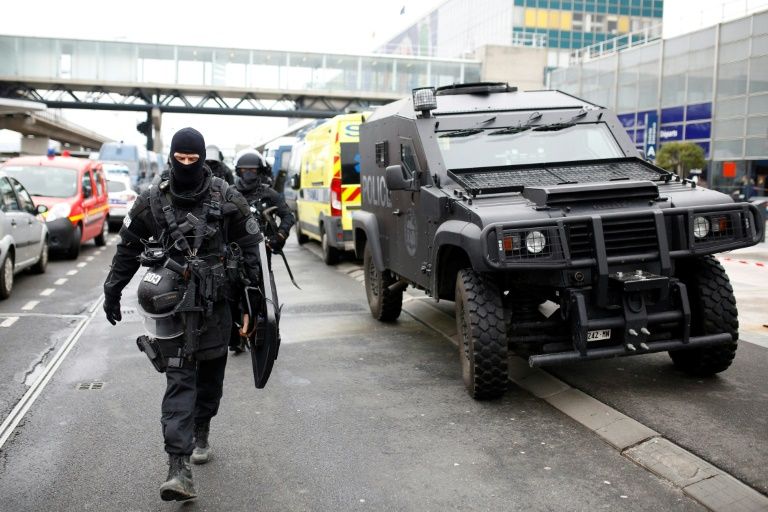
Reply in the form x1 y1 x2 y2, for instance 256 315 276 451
0 236 707 511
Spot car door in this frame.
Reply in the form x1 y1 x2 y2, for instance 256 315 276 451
9 177 42 265
0 177 31 264
390 139 430 287
92 167 108 231
80 169 97 240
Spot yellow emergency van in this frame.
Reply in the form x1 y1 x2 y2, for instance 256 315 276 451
295 112 365 264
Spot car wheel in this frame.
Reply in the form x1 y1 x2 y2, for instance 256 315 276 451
668 256 738 376
0 253 14 300
321 227 339 265
455 269 508 400
66 225 82 260
364 243 402 321
95 219 108 247
295 215 308 245
30 238 49 274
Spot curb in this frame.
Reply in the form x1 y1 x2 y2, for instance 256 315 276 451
314 247 768 512
400 296 768 512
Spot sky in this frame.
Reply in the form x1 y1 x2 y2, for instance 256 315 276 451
2 0 767 157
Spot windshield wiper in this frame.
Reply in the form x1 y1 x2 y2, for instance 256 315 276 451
438 128 485 138
489 111 542 136
488 126 532 136
531 122 576 132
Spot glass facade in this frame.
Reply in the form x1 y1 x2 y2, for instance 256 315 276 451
550 10 768 197
0 36 481 97
379 0 662 64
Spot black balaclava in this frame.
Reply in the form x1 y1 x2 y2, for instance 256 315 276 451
169 127 206 193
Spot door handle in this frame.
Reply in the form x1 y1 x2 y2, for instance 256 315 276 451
10 219 16 227
392 209 402 216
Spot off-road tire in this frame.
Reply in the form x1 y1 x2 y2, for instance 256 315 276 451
455 269 508 399
94 219 108 247
364 243 402 321
66 225 82 260
321 227 339 265
669 256 739 376
30 238 48 274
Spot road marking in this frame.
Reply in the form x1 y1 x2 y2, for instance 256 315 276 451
66 270 78 276
77 262 87 268
40 288 55 297
54 278 68 286
86 256 95 262
21 301 39 311
0 317 18 327
0 297 102 450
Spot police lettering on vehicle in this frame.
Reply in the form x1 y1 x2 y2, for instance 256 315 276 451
361 174 391 208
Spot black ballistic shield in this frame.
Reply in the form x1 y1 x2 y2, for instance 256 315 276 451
248 241 281 388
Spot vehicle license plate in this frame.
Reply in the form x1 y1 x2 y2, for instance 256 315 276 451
587 329 611 341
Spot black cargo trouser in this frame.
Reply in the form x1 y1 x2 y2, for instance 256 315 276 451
161 353 228 456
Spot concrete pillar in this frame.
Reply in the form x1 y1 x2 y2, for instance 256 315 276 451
151 107 163 153
20 136 49 155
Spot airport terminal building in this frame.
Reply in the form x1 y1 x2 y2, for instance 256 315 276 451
379 0 663 90
550 9 768 197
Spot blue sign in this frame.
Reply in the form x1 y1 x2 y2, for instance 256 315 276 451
661 106 685 124
685 122 712 140
659 124 683 142
644 112 658 160
686 102 712 121
617 113 636 128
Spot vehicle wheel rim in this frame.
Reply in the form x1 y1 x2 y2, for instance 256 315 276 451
4 259 12 292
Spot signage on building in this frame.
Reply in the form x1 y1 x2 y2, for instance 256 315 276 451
659 125 682 142
644 112 658 160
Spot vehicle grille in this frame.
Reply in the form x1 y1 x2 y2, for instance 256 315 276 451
603 216 658 256
565 216 659 259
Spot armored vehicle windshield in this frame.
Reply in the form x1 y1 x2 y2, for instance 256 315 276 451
437 122 623 170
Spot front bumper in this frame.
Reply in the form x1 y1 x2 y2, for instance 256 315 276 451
46 218 77 251
524 270 733 367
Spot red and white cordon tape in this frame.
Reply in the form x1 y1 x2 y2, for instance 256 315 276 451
721 257 766 268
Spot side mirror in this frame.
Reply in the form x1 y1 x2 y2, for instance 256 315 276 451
289 174 301 190
35 204 48 215
385 165 411 191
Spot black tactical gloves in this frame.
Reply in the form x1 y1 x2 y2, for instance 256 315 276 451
267 232 286 253
104 294 122 325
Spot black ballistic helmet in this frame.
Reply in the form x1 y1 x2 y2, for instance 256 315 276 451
234 150 270 177
137 266 184 339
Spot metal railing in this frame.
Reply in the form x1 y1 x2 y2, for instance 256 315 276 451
569 24 663 65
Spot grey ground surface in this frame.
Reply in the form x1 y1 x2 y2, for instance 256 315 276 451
0 236 706 511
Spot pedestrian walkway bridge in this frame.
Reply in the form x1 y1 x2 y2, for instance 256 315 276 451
0 35 482 118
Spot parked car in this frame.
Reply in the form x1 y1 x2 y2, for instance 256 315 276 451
1 156 109 259
0 170 49 299
102 161 131 180
106 175 138 231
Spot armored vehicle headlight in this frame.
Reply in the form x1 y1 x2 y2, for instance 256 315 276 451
412 87 437 113
693 216 710 239
525 230 546 253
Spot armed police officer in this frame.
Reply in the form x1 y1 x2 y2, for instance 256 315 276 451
204 144 235 185
228 150 295 354
102 127 263 502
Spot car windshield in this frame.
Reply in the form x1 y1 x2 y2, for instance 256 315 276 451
436 123 624 170
107 180 127 193
2 166 78 198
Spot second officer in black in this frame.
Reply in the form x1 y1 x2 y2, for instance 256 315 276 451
102 127 263 502
228 150 294 354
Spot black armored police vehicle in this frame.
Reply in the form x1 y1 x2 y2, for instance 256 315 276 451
352 82 764 399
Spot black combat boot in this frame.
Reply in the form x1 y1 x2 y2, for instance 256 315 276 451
159 454 197 501
190 422 210 465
